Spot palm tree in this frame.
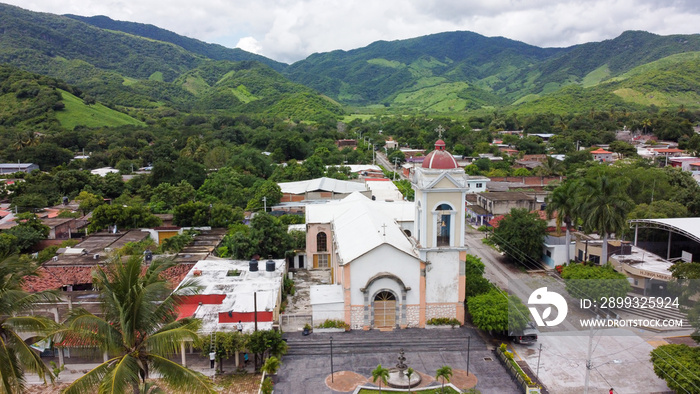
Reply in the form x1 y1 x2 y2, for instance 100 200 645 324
261 356 281 376
57 256 214 394
546 180 580 264
578 175 633 264
371 364 390 394
405 367 414 393
0 256 60 393
435 365 453 393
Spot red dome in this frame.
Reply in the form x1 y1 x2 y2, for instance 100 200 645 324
422 139 458 169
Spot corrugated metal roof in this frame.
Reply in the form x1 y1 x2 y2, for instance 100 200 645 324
279 177 367 195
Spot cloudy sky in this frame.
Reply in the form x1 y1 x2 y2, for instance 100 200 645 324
7 0 700 64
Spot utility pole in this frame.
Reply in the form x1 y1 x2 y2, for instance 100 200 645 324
466 336 471 376
536 343 543 383
254 292 258 332
262 196 267 212
330 336 334 383
584 318 596 394
393 157 399 181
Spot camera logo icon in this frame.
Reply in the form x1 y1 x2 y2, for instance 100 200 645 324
528 287 568 327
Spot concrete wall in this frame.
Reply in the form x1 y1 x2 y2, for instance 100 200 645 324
312 302 344 325
348 244 421 306
425 250 461 303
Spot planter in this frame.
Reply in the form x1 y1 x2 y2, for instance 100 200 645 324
425 324 457 330
313 327 345 333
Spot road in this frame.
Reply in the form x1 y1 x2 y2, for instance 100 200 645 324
463 228 672 393
375 150 407 180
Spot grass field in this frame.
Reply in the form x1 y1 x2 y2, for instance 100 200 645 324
55 89 144 129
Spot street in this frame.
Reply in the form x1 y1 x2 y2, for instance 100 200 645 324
463 228 674 393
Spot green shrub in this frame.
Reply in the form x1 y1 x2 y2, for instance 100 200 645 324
426 317 461 327
317 319 349 329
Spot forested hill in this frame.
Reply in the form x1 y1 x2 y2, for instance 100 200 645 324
0 3 342 123
284 30 700 111
284 31 568 104
63 14 287 72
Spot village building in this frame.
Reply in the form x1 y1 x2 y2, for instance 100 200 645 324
305 138 467 329
174 258 286 333
590 147 614 162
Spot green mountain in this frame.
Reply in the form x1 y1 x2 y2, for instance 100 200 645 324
0 64 142 131
63 14 287 72
2 2 699 119
285 30 700 112
285 31 565 106
0 3 342 123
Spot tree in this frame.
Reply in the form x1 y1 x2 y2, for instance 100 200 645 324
650 344 700 393
609 140 637 159
405 367 415 393
57 256 214 394
669 261 700 341
75 191 104 215
561 263 632 301
577 174 633 265
87 204 162 233
435 365 453 394
546 180 579 264
0 233 19 259
247 330 287 371
492 208 547 266
628 200 688 220
0 255 60 393
5 213 50 252
465 254 492 299
261 356 281 375
210 204 243 228
246 180 283 212
173 202 211 227
371 364 390 394
467 288 530 333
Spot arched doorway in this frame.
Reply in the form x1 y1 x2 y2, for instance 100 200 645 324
373 291 397 328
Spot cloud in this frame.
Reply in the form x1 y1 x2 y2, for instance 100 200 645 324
236 37 262 55
5 0 700 63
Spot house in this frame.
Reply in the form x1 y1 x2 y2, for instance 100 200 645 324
305 138 467 329
475 191 537 216
174 258 286 333
278 177 370 202
384 138 399 150
590 148 614 162
0 163 39 174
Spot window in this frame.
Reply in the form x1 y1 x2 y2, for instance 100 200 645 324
546 250 552 257
316 232 327 252
436 204 453 247
476 183 483 188
314 254 329 268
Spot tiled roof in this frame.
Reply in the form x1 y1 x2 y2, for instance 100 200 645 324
23 262 195 292
22 266 94 292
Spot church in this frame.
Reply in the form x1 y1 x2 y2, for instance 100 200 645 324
306 137 469 329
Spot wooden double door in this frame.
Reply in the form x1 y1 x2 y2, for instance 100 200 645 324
373 291 396 328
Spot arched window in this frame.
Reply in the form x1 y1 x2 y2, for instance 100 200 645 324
436 204 453 246
316 232 328 252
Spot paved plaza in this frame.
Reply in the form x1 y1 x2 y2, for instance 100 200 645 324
275 326 521 393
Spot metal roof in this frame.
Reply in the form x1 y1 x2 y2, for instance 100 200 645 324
629 218 700 244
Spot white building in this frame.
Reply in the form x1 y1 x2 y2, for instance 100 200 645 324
306 138 467 329
174 258 285 333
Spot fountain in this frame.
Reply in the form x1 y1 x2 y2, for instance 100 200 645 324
386 348 422 388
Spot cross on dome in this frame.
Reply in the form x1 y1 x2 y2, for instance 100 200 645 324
435 125 445 138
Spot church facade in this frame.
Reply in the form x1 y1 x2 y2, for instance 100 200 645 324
306 137 467 329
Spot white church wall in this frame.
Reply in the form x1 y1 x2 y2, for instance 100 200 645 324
425 250 460 304
349 244 421 306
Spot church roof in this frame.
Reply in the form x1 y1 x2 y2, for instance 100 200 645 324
305 192 418 263
278 177 367 195
422 139 458 169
